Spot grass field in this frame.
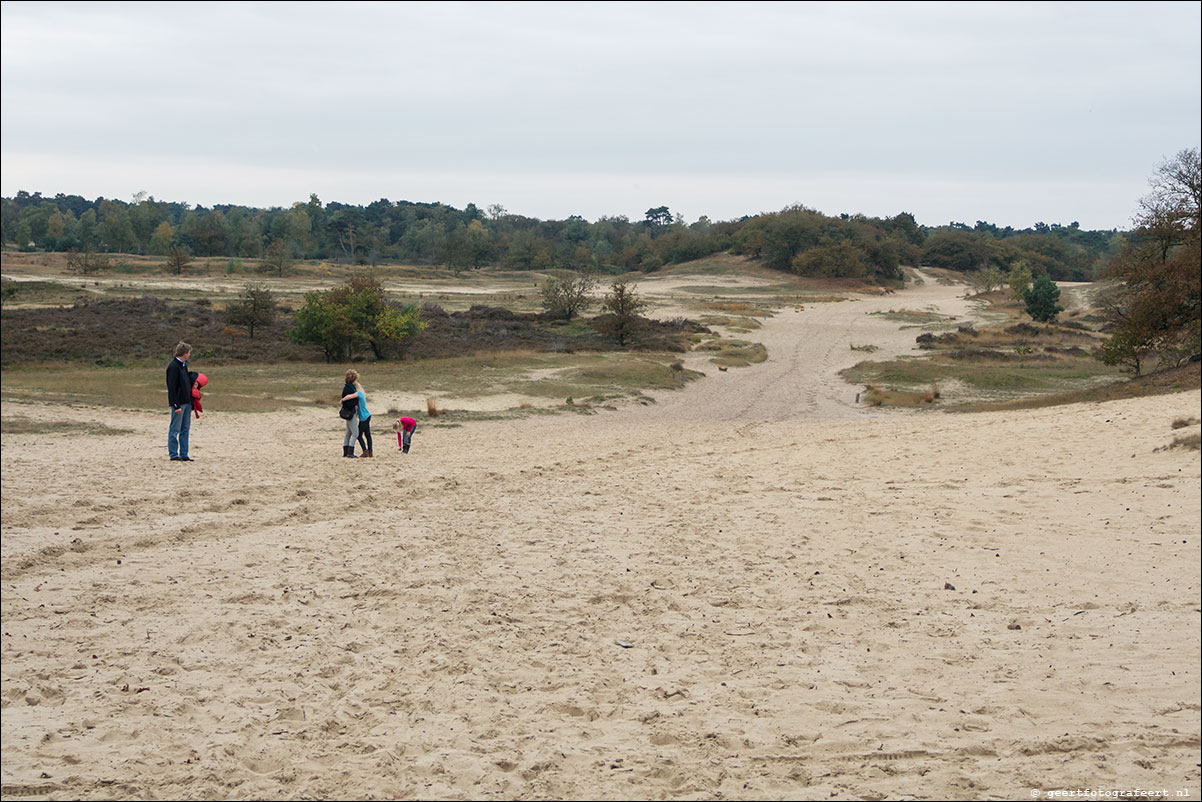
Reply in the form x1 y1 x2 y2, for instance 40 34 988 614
842 353 1128 404
5 249 1196 415
0 350 702 416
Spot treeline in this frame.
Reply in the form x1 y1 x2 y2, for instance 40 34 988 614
1 191 1121 282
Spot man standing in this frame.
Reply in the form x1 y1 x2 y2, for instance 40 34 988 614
166 341 193 461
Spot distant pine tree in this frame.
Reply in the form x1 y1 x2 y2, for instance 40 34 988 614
1023 275 1064 323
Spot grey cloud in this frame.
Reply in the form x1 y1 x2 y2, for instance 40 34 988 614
2 1 1198 228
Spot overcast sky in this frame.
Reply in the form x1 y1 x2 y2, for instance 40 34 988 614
2 1 1199 229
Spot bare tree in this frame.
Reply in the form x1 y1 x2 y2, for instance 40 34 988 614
1140 147 1201 241
540 269 597 320
226 282 278 338
166 244 192 275
1099 148 1201 373
967 266 1005 295
260 238 293 277
65 244 111 275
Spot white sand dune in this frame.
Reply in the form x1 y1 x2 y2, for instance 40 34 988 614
2 274 1198 800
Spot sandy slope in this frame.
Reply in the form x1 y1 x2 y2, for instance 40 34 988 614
2 274 1199 801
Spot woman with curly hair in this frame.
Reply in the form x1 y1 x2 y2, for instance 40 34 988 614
339 369 360 458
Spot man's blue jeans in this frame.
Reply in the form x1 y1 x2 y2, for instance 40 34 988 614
168 404 192 459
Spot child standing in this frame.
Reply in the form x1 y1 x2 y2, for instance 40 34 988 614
394 416 417 453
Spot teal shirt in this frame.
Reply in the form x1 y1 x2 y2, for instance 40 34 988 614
357 390 371 421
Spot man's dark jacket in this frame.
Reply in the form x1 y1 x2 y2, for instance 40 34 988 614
166 357 191 409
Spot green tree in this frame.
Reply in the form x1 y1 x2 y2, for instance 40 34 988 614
188 210 228 256
14 220 33 249
1 278 19 307
21 201 57 248
1096 325 1156 377
98 199 136 253
75 208 98 248
290 290 355 361
289 276 424 361
540 269 597 320
597 280 647 346
226 282 277 338
463 219 492 268
237 216 265 258
1007 264 1033 302
149 221 175 255
644 206 672 237
921 229 991 271
282 205 313 256
591 237 613 268
792 240 865 278
1023 275 1064 322
129 196 165 253
45 210 68 247
339 275 424 359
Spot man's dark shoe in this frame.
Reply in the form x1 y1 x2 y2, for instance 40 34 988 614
179 457 193 461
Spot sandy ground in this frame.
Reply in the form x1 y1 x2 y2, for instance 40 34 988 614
2 273 1199 801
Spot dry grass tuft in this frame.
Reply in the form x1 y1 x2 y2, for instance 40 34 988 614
697 300 764 316
426 396 440 418
861 383 940 407
870 308 954 325
1173 433 1201 450
1156 432 1201 452
1160 415 1202 452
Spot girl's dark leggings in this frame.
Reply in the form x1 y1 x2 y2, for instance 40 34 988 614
357 418 372 451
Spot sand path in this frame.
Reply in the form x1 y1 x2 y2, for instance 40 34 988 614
637 269 983 422
2 274 1198 800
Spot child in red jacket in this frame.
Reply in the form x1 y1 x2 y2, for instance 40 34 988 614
189 372 208 419
394 416 417 453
